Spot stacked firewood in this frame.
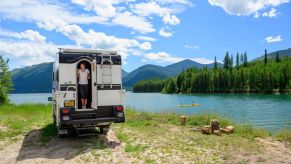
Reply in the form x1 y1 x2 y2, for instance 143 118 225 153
194 120 234 136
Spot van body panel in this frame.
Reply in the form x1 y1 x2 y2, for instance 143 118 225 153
51 48 125 132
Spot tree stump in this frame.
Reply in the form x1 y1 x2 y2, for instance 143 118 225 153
201 125 212 135
180 116 186 126
210 119 220 133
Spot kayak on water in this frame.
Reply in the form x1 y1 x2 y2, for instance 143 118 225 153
176 103 201 107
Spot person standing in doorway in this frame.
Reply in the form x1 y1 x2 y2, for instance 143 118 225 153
77 62 90 109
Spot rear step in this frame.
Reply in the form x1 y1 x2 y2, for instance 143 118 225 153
75 127 99 137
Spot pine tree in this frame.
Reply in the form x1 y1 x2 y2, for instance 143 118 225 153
223 52 230 69
214 56 218 69
243 52 248 67
0 55 13 105
230 54 234 68
236 52 240 67
264 49 268 64
240 54 244 65
276 52 280 63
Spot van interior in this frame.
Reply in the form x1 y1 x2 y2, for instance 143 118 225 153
77 60 92 109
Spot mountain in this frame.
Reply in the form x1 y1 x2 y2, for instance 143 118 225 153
253 48 291 61
122 70 128 78
11 62 53 93
122 64 174 87
123 59 220 87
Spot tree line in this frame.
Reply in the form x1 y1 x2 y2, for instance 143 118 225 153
0 55 13 104
133 51 291 94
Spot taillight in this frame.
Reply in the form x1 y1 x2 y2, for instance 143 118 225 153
116 106 123 111
62 108 70 114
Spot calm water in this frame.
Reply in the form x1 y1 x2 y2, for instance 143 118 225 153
8 92 291 131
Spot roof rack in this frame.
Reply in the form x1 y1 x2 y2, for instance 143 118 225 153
58 48 117 55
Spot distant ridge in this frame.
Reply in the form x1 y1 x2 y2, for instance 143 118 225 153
123 59 221 87
253 48 291 61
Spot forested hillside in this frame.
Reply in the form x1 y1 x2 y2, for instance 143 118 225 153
133 54 291 94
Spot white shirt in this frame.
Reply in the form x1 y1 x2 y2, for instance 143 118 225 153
78 69 89 84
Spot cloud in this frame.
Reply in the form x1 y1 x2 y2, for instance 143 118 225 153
153 0 192 5
0 29 85 68
184 44 200 50
0 40 55 66
0 29 46 43
0 0 108 30
262 8 278 18
57 24 151 58
139 42 152 51
159 27 173 37
0 27 151 68
208 0 289 16
254 12 260 18
0 0 190 35
132 2 173 16
135 36 157 42
133 2 181 26
112 12 156 34
163 13 180 25
72 0 117 17
144 52 182 63
265 35 282 43
143 51 214 64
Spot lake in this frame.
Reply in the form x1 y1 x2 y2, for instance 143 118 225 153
8 92 291 131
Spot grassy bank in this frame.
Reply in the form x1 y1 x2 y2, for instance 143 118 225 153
0 104 290 163
0 104 290 142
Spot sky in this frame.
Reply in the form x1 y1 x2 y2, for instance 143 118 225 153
0 0 290 72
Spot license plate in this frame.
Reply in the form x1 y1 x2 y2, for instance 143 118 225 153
64 100 75 107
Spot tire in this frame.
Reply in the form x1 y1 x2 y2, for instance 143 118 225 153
57 127 67 138
53 115 56 126
99 127 104 134
100 125 110 134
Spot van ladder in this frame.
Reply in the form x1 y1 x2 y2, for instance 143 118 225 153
100 55 113 88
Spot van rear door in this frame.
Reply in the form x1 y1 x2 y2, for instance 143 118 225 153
91 58 98 109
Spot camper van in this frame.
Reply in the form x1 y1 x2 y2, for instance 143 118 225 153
49 48 125 137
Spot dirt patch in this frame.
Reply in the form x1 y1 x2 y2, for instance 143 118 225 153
0 125 8 132
254 138 291 163
222 138 291 164
0 128 135 164
0 126 291 164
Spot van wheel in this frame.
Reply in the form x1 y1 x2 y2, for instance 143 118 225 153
57 127 67 138
99 125 110 134
53 115 56 126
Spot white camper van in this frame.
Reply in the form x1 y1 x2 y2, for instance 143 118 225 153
49 48 125 137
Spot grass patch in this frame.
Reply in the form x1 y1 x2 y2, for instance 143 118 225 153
0 103 52 140
275 128 291 147
124 108 273 139
124 143 147 153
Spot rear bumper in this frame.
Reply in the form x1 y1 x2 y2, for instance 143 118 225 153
61 117 125 126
